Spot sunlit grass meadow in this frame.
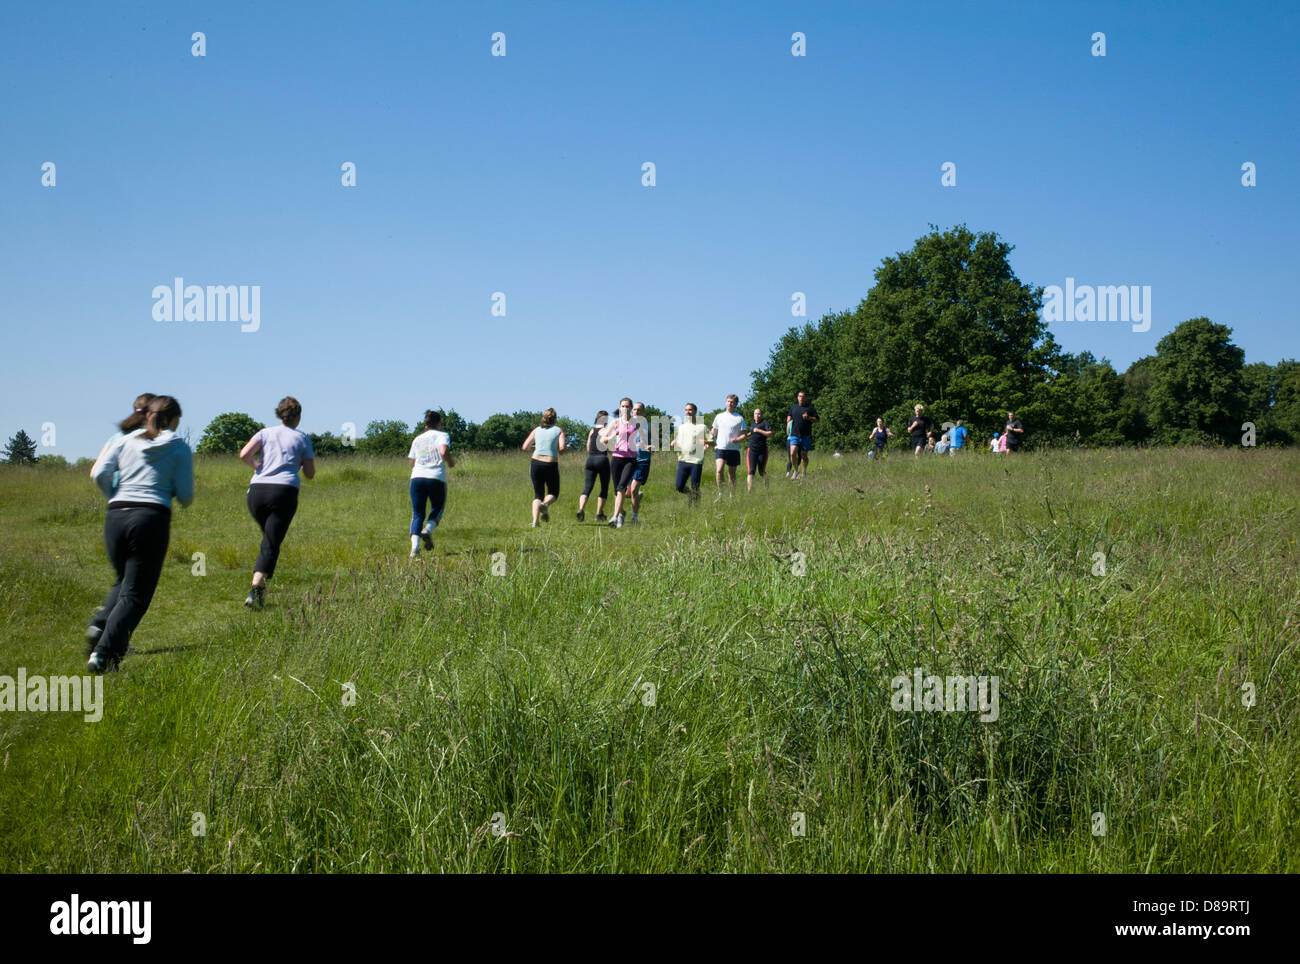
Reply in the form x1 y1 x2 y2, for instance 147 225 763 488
1 447 1296 872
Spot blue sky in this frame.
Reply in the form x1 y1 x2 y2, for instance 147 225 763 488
2 0 1296 457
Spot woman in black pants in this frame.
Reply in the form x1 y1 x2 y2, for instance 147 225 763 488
239 397 316 609
88 395 194 672
521 408 566 527
576 410 610 522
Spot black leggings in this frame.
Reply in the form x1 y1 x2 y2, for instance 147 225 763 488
530 459 560 500
92 503 171 659
582 455 610 499
248 483 299 579
611 455 637 493
747 448 768 475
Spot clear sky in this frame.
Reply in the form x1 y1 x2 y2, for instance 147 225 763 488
2 0 1296 457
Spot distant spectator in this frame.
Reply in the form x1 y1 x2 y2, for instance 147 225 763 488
949 419 968 455
935 432 950 455
990 432 1001 455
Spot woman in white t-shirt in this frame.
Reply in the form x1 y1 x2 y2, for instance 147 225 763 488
407 409 455 557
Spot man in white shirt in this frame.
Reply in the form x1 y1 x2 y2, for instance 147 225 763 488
710 394 747 497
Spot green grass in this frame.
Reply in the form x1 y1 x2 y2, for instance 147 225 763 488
1 448 1297 872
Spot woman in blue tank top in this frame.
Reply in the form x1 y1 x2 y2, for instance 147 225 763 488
521 408 566 527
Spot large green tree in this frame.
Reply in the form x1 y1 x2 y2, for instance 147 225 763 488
196 413 264 455
751 225 1058 449
1146 318 1246 444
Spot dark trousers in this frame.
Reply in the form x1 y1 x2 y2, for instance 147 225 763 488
248 483 299 579
410 477 447 534
675 461 703 494
92 503 171 659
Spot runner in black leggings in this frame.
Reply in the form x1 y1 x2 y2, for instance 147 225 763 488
577 411 610 522
87 395 194 673
239 397 315 609
600 398 641 528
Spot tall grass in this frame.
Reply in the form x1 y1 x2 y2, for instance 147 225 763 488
1 448 1296 871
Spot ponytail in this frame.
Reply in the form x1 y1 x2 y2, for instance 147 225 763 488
118 392 157 433
140 396 182 440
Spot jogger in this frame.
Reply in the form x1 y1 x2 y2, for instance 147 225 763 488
522 407 566 526
600 398 641 528
87 395 193 672
408 410 454 556
670 402 709 500
240 396 315 609
577 411 611 522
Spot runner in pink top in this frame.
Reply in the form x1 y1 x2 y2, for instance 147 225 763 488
599 397 642 528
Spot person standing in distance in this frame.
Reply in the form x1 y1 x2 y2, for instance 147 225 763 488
240 396 315 610
710 394 747 498
745 407 773 491
408 410 454 557
87 396 193 672
907 404 931 456
949 419 968 456
521 407 566 527
787 391 818 479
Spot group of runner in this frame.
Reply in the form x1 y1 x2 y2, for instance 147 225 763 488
82 388 1022 674
87 393 315 673
525 391 821 529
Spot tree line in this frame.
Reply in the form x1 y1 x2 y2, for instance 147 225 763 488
6 223 1296 464
748 225 1299 449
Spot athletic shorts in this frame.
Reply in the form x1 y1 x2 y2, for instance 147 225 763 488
747 448 768 474
789 435 813 451
632 452 651 484
715 449 740 468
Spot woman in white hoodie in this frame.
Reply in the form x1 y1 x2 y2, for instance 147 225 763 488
88 396 194 673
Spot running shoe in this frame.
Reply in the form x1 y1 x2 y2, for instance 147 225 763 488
596 514 608 523
244 586 265 610
576 509 585 522
608 514 623 529
87 651 118 674
421 529 434 550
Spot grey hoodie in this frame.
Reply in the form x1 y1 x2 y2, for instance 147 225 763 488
93 429 194 507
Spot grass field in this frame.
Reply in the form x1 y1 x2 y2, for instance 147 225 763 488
1 447 1297 872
